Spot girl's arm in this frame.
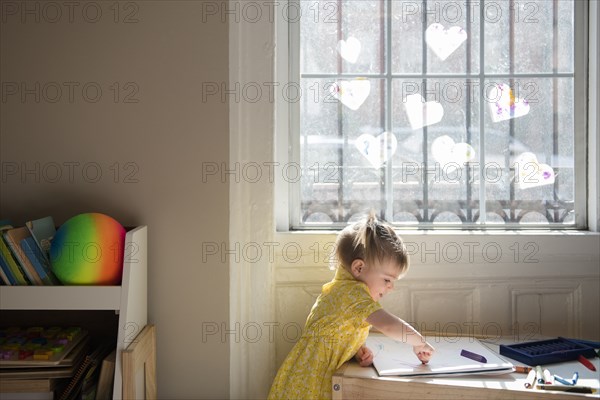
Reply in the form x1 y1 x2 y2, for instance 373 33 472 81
366 309 435 363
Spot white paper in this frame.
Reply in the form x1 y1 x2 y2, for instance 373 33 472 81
366 334 514 377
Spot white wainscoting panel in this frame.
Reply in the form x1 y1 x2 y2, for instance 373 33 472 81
409 288 478 333
511 285 582 338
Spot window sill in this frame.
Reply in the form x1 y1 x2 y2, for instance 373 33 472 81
276 229 600 237
272 230 600 271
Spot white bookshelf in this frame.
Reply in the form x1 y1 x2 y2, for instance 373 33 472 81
0 225 148 400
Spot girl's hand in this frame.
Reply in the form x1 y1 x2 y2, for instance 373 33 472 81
354 345 374 367
413 342 435 364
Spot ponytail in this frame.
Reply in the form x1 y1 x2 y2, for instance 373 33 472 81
353 211 379 266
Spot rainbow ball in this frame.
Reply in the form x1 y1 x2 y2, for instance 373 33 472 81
50 213 125 285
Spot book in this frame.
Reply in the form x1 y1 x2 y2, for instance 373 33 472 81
0 376 59 400
25 216 56 261
0 226 29 285
0 378 60 393
0 253 16 284
365 334 514 378
0 329 89 367
20 236 61 285
80 352 104 400
2 227 44 285
0 392 54 400
57 342 114 400
0 336 90 380
95 349 116 400
0 225 14 284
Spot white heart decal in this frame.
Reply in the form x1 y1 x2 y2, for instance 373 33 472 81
488 83 530 122
451 143 476 164
404 94 444 129
513 152 555 189
431 135 475 166
425 23 467 61
330 79 371 111
355 132 398 168
337 36 362 64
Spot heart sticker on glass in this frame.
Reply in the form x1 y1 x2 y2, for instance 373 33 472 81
355 132 398 168
488 83 530 122
404 94 444 129
337 36 362 64
513 152 555 189
425 23 467 61
431 135 476 165
330 79 371 111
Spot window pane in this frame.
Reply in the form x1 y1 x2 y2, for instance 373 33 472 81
300 2 339 74
483 77 574 224
557 0 574 73
513 0 554 74
391 78 481 225
295 0 577 229
424 1 478 75
341 0 384 74
392 0 481 74
483 0 510 75
391 78 425 224
391 1 423 74
556 78 574 204
299 78 385 223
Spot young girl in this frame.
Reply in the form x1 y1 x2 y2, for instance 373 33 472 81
268 213 435 400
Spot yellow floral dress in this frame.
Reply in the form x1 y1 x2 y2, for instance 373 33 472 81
268 267 382 400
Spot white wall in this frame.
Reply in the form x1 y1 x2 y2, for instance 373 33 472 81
0 2 229 398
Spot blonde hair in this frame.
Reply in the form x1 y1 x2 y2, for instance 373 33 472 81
333 212 409 278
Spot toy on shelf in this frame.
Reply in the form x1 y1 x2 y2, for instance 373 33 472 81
0 326 88 366
50 213 125 285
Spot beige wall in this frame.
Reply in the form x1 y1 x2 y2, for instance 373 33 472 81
0 1 229 398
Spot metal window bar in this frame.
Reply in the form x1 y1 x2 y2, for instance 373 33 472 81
302 72 574 78
478 0 487 224
421 0 429 223
509 0 516 222
465 0 473 223
383 0 393 222
336 0 344 222
552 0 560 222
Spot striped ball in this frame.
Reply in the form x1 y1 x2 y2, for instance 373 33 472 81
50 213 125 285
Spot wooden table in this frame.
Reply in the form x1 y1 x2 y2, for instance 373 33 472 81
332 359 600 400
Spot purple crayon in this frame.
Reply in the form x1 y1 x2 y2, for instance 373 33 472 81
460 349 487 363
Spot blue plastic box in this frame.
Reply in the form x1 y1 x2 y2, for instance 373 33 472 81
499 337 597 366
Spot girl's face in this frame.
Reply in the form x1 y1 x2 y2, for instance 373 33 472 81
351 259 401 302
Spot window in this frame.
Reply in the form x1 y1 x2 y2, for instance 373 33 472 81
284 0 587 229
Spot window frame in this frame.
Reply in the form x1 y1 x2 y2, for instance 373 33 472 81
276 0 589 231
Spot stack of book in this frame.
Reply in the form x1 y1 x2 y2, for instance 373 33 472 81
0 328 116 400
0 216 61 286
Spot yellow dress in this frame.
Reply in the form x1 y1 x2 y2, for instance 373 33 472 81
268 267 382 400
